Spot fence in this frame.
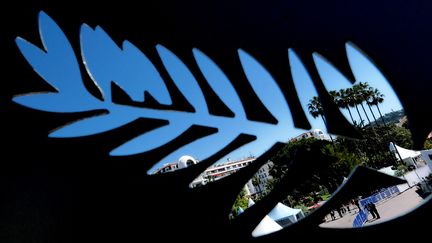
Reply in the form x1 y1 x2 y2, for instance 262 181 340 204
352 186 400 227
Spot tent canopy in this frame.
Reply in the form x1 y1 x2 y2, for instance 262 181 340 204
237 207 244 215
248 198 256 207
390 143 421 160
252 215 283 237
268 203 302 221
378 166 397 176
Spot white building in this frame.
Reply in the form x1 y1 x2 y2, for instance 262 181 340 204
246 162 273 198
289 129 329 142
153 155 273 194
205 157 256 181
153 155 207 187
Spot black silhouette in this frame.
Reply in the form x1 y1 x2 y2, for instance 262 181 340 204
1 1 431 243
367 202 381 219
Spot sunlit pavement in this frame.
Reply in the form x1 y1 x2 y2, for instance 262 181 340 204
319 186 426 228
363 186 425 226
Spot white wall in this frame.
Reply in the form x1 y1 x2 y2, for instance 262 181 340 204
400 165 431 187
421 150 432 171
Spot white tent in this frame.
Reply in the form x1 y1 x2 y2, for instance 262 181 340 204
342 177 348 184
248 198 256 207
389 143 422 167
252 215 283 237
378 166 397 176
267 203 304 226
391 144 421 160
237 206 244 215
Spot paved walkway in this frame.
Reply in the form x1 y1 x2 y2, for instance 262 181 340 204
320 185 425 228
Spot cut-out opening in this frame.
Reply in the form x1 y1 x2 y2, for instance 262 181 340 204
248 113 430 235
320 182 431 229
229 161 273 219
203 156 256 186
318 124 432 229
14 13 430 233
153 155 199 174
153 154 210 187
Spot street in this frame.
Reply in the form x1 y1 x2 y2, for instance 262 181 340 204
320 185 426 228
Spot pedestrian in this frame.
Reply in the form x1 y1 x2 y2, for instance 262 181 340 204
336 207 343 218
353 198 360 212
366 203 375 219
330 210 335 220
368 202 380 219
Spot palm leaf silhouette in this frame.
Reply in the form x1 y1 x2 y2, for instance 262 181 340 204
193 48 245 117
156 45 208 113
13 11 296 167
12 11 409 235
15 12 101 112
80 24 172 104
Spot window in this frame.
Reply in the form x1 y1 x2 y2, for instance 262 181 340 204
428 154 432 160
186 159 195 166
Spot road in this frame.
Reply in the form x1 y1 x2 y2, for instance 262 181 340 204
320 185 426 228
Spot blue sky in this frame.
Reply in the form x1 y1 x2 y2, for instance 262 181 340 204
14 12 403 174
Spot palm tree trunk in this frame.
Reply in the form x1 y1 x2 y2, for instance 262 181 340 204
354 105 364 126
367 103 378 125
360 103 371 125
346 107 355 125
376 104 387 126
320 115 334 143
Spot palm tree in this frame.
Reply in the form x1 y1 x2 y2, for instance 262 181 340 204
365 87 378 125
346 87 364 127
307 96 334 142
328 90 340 109
368 88 386 126
308 96 324 123
355 82 372 126
336 89 356 125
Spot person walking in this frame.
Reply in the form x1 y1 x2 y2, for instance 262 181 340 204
368 202 380 219
330 210 336 220
353 198 360 212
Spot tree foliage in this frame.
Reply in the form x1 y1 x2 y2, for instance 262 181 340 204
424 139 432 149
265 83 417 210
336 124 413 169
267 138 357 207
232 188 249 216
266 124 413 208
394 163 409 177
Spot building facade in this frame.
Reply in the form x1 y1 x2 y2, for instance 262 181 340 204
153 155 273 197
289 129 329 142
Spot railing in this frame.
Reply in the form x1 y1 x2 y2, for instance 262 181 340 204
352 186 400 227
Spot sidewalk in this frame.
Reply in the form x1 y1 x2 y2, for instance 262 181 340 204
364 186 424 226
320 186 424 228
